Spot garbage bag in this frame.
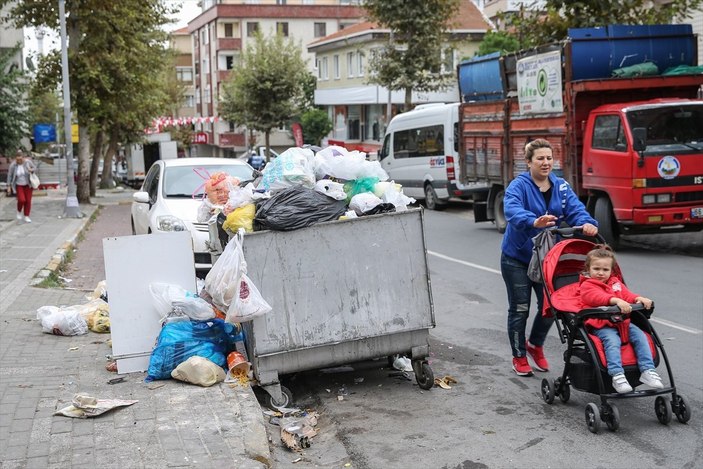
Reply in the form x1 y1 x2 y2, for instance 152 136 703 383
204 229 246 310
343 177 379 202
254 185 347 231
87 310 111 333
149 283 215 322
260 147 315 191
314 179 347 201
146 318 243 381
227 273 272 323
349 192 382 215
37 306 88 336
222 203 256 234
171 356 226 387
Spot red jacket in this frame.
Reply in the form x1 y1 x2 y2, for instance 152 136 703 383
579 275 639 343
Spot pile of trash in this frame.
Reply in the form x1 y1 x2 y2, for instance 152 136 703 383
36 280 111 336
196 145 416 235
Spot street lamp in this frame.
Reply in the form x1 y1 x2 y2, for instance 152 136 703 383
58 0 81 218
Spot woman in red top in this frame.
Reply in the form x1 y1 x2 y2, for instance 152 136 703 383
579 246 663 393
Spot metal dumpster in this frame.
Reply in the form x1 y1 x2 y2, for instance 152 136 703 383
209 208 435 407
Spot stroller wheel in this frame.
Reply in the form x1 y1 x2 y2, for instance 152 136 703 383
585 403 601 434
673 394 691 424
655 395 672 425
555 377 570 403
603 403 620 432
541 378 555 404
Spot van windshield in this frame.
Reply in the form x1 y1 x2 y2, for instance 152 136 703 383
393 125 444 158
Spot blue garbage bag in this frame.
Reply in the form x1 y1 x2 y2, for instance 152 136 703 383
146 318 244 381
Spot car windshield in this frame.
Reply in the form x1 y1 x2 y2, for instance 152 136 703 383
627 104 703 153
163 164 255 198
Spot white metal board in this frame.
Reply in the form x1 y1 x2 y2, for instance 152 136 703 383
103 232 196 374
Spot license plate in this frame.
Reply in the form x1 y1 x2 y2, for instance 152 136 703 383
692 207 703 219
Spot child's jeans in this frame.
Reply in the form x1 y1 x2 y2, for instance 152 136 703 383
593 323 654 376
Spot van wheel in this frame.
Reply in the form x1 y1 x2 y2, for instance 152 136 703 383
494 190 507 233
594 196 619 249
424 184 447 211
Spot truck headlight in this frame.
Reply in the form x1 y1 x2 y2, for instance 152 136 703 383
157 215 187 232
642 195 655 204
656 193 671 203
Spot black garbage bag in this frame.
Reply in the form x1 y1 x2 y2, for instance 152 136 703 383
362 203 396 216
254 185 348 231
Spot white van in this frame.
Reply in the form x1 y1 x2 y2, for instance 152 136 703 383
377 103 482 210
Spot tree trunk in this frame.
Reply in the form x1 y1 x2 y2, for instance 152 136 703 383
404 87 413 111
76 127 91 204
100 129 118 188
89 130 103 197
265 130 271 163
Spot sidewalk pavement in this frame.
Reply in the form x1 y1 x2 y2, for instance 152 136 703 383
0 187 271 468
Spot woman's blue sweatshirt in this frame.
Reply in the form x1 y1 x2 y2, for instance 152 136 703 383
501 172 598 264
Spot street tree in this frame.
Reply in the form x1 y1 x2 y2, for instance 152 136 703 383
500 0 703 47
363 0 460 110
476 30 520 56
0 45 30 156
219 31 308 162
300 108 333 146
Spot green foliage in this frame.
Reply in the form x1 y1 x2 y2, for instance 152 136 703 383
298 71 318 114
501 0 703 47
476 31 520 56
363 0 460 106
219 31 309 137
0 45 30 155
300 108 333 146
163 125 193 152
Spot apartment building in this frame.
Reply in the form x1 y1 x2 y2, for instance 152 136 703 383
308 0 491 153
170 27 196 120
1 0 29 153
186 0 364 157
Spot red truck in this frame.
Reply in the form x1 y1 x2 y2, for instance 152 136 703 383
458 24 703 248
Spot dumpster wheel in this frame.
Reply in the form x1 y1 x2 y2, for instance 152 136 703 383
264 385 293 410
412 360 434 390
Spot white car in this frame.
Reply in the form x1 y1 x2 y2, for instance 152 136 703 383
130 157 256 271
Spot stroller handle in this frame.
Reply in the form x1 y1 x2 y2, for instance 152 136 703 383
577 302 654 321
548 226 607 244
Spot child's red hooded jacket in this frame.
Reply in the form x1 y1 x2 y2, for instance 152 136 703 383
578 274 639 343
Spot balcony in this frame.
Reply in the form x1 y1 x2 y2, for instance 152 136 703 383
217 37 241 51
218 132 245 147
218 70 233 82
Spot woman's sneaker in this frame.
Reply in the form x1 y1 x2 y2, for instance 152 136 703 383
640 369 664 389
612 373 633 393
526 341 549 371
512 357 533 377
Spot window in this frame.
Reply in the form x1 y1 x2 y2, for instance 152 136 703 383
225 55 235 70
201 28 209 45
247 22 259 37
321 57 328 80
379 134 391 160
184 95 195 108
277 22 289 37
392 125 445 158
348 105 361 140
314 22 326 38
204 88 211 104
347 52 355 77
202 58 209 75
224 23 234 38
357 52 365 76
442 48 455 73
592 115 626 152
276 0 287 4
195 87 201 104
333 55 340 79
176 67 193 82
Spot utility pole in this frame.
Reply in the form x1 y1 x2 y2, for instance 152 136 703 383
59 0 81 218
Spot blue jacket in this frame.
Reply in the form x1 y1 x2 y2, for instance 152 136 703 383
501 172 597 264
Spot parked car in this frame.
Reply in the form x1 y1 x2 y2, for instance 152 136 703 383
130 157 256 272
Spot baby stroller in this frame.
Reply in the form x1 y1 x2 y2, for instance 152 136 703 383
536 227 691 433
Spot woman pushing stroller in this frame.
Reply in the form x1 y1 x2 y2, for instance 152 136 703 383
579 246 664 393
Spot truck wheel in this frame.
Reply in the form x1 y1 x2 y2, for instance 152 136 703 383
494 190 507 233
595 196 620 249
424 184 447 211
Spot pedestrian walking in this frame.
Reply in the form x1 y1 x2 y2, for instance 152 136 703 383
6 150 37 223
500 138 598 377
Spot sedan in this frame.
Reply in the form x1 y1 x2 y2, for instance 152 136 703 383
130 157 256 271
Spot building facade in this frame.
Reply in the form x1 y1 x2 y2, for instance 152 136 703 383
186 0 364 157
308 0 491 153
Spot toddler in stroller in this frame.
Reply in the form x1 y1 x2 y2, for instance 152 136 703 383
537 227 691 433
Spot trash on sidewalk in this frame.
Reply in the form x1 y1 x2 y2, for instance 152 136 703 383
171 356 225 387
434 376 458 390
107 377 125 385
276 411 320 451
392 355 413 372
105 361 117 373
37 306 88 336
54 393 137 418
224 351 251 386
86 279 108 302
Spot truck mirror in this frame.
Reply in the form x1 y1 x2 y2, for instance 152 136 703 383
632 127 647 152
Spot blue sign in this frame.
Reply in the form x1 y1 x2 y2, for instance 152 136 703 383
33 124 57 143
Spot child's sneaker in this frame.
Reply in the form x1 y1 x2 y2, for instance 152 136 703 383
612 373 633 393
640 369 664 389
512 357 533 377
526 341 549 371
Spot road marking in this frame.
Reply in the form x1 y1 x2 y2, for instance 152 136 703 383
649 317 702 335
428 250 701 335
427 250 501 275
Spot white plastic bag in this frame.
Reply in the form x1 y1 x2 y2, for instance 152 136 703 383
204 229 246 310
171 356 226 387
349 192 383 215
226 273 272 323
379 182 415 211
260 147 315 191
314 179 347 200
149 283 215 322
37 306 88 336
313 146 389 181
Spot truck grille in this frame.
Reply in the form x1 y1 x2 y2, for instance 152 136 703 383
675 191 703 203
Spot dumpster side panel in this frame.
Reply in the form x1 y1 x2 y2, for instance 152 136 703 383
241 209 434 358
